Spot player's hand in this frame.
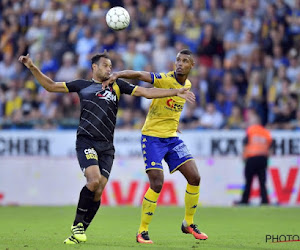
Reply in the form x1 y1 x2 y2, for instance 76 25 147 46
177 88 196 103
102 72 118 89
18 54 34 69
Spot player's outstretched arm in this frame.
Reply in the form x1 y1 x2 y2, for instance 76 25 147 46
133 86 196 103
18 54 68 93
102 70 152 89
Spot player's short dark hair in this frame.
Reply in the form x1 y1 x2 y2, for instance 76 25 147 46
91 52 110 66
178 49 193 56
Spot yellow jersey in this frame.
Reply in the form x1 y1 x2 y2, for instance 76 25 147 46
141 71 192 138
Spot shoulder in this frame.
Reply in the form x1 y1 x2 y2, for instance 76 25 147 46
166 71 176 78
151 71 172 79
185 78 192 88
65 79 93 92
67 79 92 85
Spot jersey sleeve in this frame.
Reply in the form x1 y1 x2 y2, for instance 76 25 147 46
116 79 137 95
65 79 89 92
150 72 169 88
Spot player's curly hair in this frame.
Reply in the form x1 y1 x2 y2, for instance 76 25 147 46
91 51 110 66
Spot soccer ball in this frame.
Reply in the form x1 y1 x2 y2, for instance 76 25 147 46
106 7 130 31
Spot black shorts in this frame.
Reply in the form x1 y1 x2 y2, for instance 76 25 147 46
76 135 115 179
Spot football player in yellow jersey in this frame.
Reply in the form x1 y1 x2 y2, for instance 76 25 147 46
103 49 208 243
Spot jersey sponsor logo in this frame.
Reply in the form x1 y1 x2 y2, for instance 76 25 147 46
84 148 98 160
95 89 117 103
166 98 183 112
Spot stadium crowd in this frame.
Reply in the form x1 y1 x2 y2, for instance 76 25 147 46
1 0 300 130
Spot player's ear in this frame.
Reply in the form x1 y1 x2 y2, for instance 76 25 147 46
190 59 195 68
189 56 195 68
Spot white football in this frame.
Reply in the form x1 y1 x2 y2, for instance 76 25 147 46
106 7 130 31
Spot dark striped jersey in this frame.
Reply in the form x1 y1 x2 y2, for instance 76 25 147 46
63 79 137 142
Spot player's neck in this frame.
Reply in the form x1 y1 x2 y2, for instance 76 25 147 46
174 72 187 85
92 77 103 83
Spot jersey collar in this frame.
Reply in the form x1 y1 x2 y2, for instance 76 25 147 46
174 71 186 86
92 78 102 84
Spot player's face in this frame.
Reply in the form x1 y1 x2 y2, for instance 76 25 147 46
175 53 194 76
93 57 112 81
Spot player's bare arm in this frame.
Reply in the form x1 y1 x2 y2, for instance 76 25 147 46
18 54 68 93
133 86 196 103
102 70 152 89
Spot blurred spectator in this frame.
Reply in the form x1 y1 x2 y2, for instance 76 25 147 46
148 4 171 35
208 56 224 97
180 103 200 130
0 53 17 83
39 91 58 121
41 0 63 27
247 48 263 74
175 9 202 52
44 25 70 64
270 78 296 129
225 105 245 129
267 65 287 123
75 26 97 69
217 0 236 39
242 5 261 36
289 109 300 130
56 52 78 82
272 44 289 68
290 72 300 101
286 48 300 82
286 0 300 44
197 23 221 67
0 84 7 121
214 91 233 117
122 39 148 71
223 17 244 60
0 18 15 58
261 3 281 40
199 103 224 129
276 0 291 21
236 31 258 63
25 14 46 60
136 31 152 57
246 70 265 122
19 1 34 34
219 71 238 103
114 30 128 55
200 0 223 31
152 35 175 72
68 11 87 44
4 80 22 119
40 49 59 74
228 54 248 97
167 0 188 33
262 55 276 91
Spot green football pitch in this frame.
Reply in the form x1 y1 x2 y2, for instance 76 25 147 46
1 206 300 249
